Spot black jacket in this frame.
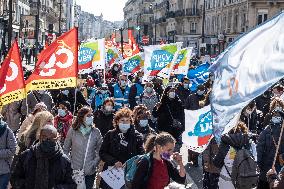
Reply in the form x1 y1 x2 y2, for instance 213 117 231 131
255 94 272 117
176 85 191 105
240 109 264 134
132 153 186 189
128 83 144 109
99 127 144 168
213 133 250 169
152 97 185 139
185 93 209 110
56 89 88 113
11 146 75 189
257 122 284 181
94 110 114 137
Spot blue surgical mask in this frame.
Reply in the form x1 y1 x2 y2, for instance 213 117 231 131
119 123 131 133
272 116 282 124
183 84 189 89
139 120 148 127
62 90 69 96
80 126 92 136
145 87 153 93
84 116 94 126
168 92 175 99
58 109 67 117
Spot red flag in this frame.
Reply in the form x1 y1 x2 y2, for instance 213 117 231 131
26 28 78 92
126 29 140 58
0 40 26 107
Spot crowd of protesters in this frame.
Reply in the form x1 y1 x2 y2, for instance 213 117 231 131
1 59 284 189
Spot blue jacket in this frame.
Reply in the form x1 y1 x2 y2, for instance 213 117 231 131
113 84 130 110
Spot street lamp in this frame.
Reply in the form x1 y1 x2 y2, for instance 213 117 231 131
58 0 63 36
149 3 157 45
119 27 124 59
0 0 9 60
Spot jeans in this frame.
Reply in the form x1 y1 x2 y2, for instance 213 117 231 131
0 173 10 189
85 173 96 189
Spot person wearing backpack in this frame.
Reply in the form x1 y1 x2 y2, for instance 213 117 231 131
130 132 186 189
0 118 16 189
99 108 144 189
213 121 258 189
257 98 284 189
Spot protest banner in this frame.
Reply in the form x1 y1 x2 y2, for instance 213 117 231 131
188 62 210 91
144 43 182 79
0 40 26 107
210 12 284 140
173 47 193 76
182 105 213 153
122 53 144 75
26 28 78 92
100 167 125 189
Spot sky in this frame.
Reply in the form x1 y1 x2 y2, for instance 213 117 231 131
76 0 128 21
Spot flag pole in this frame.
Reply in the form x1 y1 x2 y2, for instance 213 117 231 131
272 121 284 168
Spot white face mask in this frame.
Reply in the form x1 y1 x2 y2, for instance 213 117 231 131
272 116 282 124
168 92 175 99
62 90 69 96
105 105 113 112
274 106 283 112
139 120 148 127
183 84 189 89
84 116 94 126
119 123 131 133
120 81 127 88
145 87 153 93
58 109 67 117
197 90 204 95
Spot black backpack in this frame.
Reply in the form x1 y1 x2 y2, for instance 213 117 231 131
230 148 259 189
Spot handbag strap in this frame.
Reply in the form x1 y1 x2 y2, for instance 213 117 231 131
83 131 92 169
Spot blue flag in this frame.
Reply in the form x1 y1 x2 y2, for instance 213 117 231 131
188 62 210 91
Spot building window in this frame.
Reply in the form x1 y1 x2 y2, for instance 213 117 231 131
257 9 268 25
190 22 197 34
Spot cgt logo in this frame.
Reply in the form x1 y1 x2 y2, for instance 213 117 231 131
0 60 19 94
39 40 74 77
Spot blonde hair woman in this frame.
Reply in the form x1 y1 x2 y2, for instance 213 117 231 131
24 111 54 148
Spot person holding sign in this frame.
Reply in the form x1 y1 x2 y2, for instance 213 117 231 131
131 132 186 189
99 108 144 189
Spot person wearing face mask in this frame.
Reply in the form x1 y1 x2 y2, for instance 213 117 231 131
140 81 159 129
185 85 209 167
11 125 76 189
255 89 272 118
262 98 284 130
176 77 192 105
152 86 185 141
185 85 209 110
54 101 73 145
99 108 144 189
94 98 115 137
109 74 131 110
133 105 156 142
56 88 89 113
131 133 186 189
21 90 54 117
240 101 264 135
257 99 284 189
129 71 145 109
64 106 102 189
91 85 111 111
0 117 16 189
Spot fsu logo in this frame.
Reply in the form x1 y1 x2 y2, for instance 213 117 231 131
227 77 238 96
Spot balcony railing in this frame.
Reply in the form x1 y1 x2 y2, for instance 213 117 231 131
185 9 200 17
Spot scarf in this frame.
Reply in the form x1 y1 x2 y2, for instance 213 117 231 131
34 142 61 189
